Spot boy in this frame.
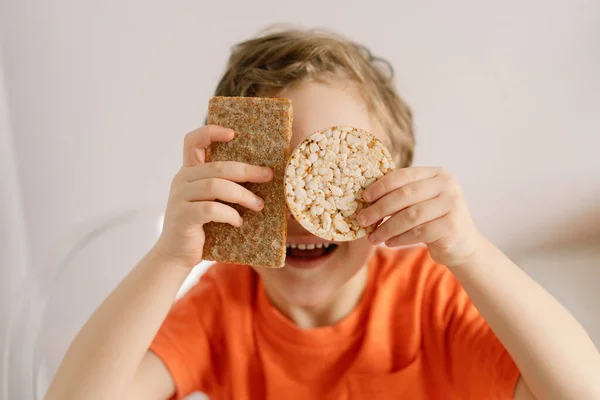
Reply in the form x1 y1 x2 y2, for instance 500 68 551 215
46 28 600 400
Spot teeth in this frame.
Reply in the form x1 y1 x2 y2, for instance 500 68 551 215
285 243 333 249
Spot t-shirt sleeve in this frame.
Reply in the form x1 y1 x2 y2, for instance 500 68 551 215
149 271 221 400
421 260 521 399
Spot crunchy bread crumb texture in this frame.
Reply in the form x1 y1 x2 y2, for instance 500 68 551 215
203 96 292 268
285 126 395 241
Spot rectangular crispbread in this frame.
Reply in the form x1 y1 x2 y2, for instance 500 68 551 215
203 96 292 268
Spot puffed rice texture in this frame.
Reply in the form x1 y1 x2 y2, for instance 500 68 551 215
285 126 395 241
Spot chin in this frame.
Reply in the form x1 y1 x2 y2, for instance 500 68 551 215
253 235 375 308
256 265 338 307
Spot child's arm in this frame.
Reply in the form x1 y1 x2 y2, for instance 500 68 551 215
44 248 190 400
45 125 272 400
358 166 600 400
450 236 598 399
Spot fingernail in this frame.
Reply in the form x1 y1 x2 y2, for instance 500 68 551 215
357 213 367 226
256 197 264 208
263 168 271 178
369 233 377 243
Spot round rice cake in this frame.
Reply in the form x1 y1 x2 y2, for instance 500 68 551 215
285 126 395 241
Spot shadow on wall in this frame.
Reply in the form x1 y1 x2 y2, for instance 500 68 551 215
513 235 600 347
511 198 600 349
519 198 600 255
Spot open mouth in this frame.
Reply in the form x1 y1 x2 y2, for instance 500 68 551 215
285 243 339 259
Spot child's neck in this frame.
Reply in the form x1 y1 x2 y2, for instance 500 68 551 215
268 266 369 329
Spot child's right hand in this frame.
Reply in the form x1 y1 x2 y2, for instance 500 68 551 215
154 125 273 268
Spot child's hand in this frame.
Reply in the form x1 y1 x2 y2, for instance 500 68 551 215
357 167 482 268
154 125 273 268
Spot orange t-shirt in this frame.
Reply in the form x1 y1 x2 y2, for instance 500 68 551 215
150 246 520 399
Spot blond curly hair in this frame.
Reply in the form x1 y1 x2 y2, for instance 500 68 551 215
213 27 415 167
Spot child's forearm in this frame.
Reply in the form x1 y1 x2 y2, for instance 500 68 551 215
44 246 190 400
453 236 600 400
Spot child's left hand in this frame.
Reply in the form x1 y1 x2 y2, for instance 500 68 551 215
357 167 483 268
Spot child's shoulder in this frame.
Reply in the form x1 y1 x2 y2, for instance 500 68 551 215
370 245 462 306
186 261 257 304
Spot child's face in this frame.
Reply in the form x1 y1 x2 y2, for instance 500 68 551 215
251 79 392 307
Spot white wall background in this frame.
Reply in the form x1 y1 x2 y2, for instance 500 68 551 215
0 50 31 400
1 0 599 269
0 0 599 398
